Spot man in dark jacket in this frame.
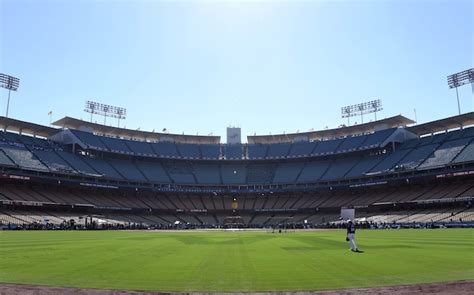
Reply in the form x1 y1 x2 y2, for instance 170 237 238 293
347 220 360 252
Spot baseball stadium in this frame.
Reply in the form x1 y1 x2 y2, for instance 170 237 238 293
0 109 473 293
1 0 474 294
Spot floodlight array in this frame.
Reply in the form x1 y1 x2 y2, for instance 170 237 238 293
341 99 382 118
84 101 126 119
0 73 20 91
447 68 474 89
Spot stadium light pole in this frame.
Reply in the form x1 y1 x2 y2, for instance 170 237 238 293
0 73 20 118
85 101 127 127
447 68 474 115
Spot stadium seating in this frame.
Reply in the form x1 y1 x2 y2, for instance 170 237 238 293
287 141 317 157
176 144 200 159
107 159 147 182
124 140 156 156
369 149 411 173
273 162 305 183
335 135 368 153
151 142 180 158
246 164 276 183
193 164 222 184
31 150 75 173
55 151 99 175
266 143 291 159
80 156 124 179
396 144 440 170
0 145 48 171
358 128 397 149
452 140 474 164
200 144 220 160
70 130 108 150
248 144 268 159
312 138 344 155
297 161 332 183
135 161 170 183
419 138 473 169
0 149 15 166
344 155 382 178
100 136 133 154
1 123 474 190
164 162 196 184
220 164 247 184
224 144 243 160
320 157 360 181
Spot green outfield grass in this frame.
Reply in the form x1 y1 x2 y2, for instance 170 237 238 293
0 229 473 292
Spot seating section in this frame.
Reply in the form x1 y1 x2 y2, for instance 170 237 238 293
31 150 74 172
224 144 243 160
194 164 221 184
70 130 108 150
273 163 304 183
345 155 382 178
336 135 368 153
151 142 179 158
313 138 344 155
135 161 170 183
200 144 220 160
452 141 474 164
0 150 15 166
0 146 48 171
297 161 331 183
266 143 291 158
108 159 147 182
288 141 317 157
248 144 268 159
165 163 195 184
397 144 439 170
1 126 474 186
419 138 472 169
80 156 124 179
2 180 471 227
221 165 247 184
321 158 360 181
246 164 276 183
100 136 132 154
370 149 411 173
125 140 155 156
359 128 397 149
55 151 98 175
176 144 200 159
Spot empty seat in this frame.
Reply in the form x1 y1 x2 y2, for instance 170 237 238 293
0 146 48 171
248 144 268 159
135 161 170 183
224 144 243 160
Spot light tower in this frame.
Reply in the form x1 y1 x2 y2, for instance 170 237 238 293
447 68 474 115
0 73 20 118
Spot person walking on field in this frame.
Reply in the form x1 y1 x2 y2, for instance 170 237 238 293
346 220 360 252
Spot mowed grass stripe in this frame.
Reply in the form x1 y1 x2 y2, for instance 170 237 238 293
0 229 473 292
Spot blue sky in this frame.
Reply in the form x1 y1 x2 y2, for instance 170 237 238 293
0 0 473 141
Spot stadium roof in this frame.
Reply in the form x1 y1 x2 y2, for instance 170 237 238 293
0 116 58 138
52 116 221 144
247 115 415 144
407 112 474 135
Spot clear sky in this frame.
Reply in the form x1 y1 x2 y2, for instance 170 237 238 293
0 0 473 142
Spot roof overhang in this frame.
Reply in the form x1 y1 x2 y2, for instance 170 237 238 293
52 116 221 144
0 116 59 138
247 115 415 144
408 112 474 135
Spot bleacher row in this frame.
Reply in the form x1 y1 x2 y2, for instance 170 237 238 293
69 128 397 160
1 182 472 210
1 207 473 227
1 127 474 185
